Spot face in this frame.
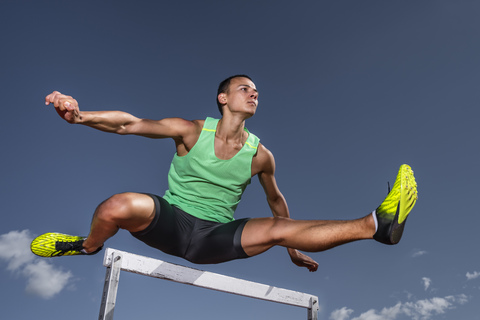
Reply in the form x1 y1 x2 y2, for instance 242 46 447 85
219 77 259 117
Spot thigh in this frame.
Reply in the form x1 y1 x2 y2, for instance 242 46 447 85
96 192 157 233
130 194 195 258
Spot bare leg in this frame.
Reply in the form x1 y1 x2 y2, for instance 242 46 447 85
241 214 376 257
82 192 155 253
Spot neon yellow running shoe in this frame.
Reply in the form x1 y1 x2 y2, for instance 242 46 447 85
31 233 102 257
373 164 418 245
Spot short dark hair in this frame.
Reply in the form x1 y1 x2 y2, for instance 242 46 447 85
216 74 253 115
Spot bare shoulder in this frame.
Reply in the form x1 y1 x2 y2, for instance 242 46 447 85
159 117 203 133
252 143 276 177
182 118 204 143
163 118 204 154
139 117 203 138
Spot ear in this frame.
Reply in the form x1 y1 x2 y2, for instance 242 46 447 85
218 93 227 104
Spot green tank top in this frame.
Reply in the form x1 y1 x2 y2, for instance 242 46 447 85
163 117 260 223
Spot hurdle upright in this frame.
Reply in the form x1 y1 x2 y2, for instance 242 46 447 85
99 248 319 320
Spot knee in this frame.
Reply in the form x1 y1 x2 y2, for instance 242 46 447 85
95 193 136 222
267 217 293 244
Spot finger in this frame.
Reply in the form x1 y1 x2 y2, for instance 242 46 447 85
64 98 78 111
56 98 67 111
64 110 73 122
51 93 63 108
306 260 318 272
53 94 65 109
308 264 318 272
50 92 73 110
45 91 60 105
57 97 75 111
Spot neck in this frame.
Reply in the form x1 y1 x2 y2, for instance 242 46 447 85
216 114 246 142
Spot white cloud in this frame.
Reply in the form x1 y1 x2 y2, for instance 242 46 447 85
330 307 354 320
422 277 431 291
23 260 73 299
455 294 469 305
466 271 480 280
330 294 469 320
352 303 402 320
0 230 35 271
0 230 73 299
412 250 427 258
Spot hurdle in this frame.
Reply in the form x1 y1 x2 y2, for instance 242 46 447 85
99 248 319 320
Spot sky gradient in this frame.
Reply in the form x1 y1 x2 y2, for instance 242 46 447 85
1 1 479 319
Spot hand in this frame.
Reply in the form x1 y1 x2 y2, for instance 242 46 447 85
288 248 319 272
45 91 80 123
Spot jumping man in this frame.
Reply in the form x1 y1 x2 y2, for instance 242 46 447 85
31 75 418 272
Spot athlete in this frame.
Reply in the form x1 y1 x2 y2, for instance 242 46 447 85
31 75 418 272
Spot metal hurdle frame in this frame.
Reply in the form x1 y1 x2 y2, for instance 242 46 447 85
99 248 319 320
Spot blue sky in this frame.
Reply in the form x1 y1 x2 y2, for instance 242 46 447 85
1 1 479 319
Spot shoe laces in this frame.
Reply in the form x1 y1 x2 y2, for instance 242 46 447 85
55 239 85 253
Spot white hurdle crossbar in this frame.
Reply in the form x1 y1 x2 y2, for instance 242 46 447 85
99 248 319 320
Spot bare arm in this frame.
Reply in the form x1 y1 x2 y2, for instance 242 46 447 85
254 145 319 272
253 145 293 220
44 91 201 142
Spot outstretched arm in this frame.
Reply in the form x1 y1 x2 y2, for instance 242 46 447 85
255 145 319 272
44 91 200 141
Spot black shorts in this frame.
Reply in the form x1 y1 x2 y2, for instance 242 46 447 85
131 194 251 264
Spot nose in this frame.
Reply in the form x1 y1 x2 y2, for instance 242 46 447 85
250 90 258 100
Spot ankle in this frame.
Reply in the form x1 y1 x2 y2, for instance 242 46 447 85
371 210 378 232
82 239 102 254
365 213 377 238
